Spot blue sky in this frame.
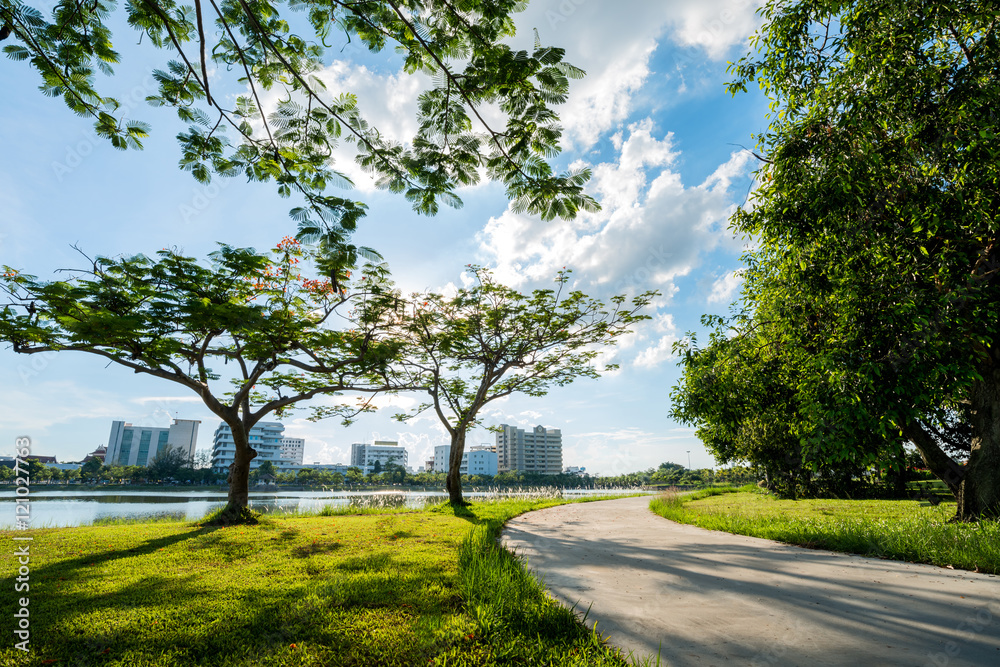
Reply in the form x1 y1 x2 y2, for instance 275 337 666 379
0 0 769 474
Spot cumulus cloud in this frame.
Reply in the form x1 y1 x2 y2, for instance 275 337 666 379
633 334 680 368
477 119 753 297
707 270 744 304
516 0 762 148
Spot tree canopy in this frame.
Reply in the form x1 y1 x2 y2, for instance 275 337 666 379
698 0 1000 519
0 0 598 251
0 237 400 519
389 266 656 503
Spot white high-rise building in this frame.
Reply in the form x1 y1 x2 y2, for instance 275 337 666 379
106 419 200 467
496 424 563 475
280 437 306 465
210 422 298 474
433 444 498 476
350 441 408 473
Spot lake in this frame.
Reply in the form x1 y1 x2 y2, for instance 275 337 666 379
0 487 643 528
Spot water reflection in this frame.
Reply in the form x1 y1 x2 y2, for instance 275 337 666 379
0 488 641 528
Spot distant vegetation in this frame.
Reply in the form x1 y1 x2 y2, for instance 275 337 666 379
2 457 730 490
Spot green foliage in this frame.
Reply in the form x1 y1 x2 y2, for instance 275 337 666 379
688 0 1000 518
79 457 102 482
0 239 401 514
256 460 277 479
651 490 1000 574
146 445 191 481
388 266 657 502
0 0 598 241
670 317 909 499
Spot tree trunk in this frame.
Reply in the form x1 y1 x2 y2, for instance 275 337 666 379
905 367 1000 521
902 422 965 497
225 424 258 514
958 370 1000 520
446 429 467 505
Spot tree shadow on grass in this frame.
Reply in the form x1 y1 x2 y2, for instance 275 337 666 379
1 522 469 666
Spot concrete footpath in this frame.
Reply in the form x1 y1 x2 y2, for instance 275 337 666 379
500 496 1000 667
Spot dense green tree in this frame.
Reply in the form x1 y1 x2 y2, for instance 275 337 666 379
670 315 906 498
389 266 656 504
295 467 317 485
147 445 191 481
0 0 597 262
25 459 48 483
79 457 102 482
0 239 399 521
256 460 277 483
382 461 407 484
722 0 1000 519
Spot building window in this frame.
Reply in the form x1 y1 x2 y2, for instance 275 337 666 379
118 430 134 465
136 431 153 466
156 431 170 457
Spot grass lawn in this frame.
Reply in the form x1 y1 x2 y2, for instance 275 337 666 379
650 487 1000 574
2 498 640 666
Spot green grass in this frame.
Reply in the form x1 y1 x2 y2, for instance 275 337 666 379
1 495 644 666
650 487 1000 574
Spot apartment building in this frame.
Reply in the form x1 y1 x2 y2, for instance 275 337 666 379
495 424 563 475
432 444 498 476
210 422 297 474
280 437 306 466
106 419 200 467
349 441 408 473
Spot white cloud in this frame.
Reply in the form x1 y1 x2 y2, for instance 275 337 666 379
515 0 762 149
633 334 679 368
666 0 763 59
707 270 744 304
477 121 754 297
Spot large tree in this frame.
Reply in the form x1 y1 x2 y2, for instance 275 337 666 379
146 444 192 481
0 238 399 521
725 0 1000 519
389 267 655 504
670 314 908 499
0 0 598 248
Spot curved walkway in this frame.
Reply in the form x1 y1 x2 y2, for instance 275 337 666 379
501 496 1000 667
